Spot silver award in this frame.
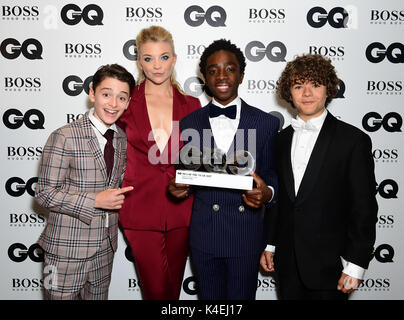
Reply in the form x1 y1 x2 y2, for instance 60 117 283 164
176 145 254 190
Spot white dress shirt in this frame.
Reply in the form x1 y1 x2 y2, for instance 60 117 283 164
208 97 274 201
88 108 118 228
266 109 366 280
209 97 241 154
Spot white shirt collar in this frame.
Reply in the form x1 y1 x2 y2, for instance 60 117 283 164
88 108 117 136
296 109 328 131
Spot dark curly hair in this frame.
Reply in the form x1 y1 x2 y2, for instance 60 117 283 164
199 39 246 78
277 54 339 108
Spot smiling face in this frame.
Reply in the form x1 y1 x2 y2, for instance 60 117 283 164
204 49 244 106
290 80 327 121
89 77 130 127
137 40 177 86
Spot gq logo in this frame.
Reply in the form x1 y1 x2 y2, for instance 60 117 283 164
3 109 45 129
362 112 402 132
8 243 44 262
182 276 198 295
0 38 43 60
125 245 134 262
123 39 137 61
372 244 394 263
245 41 287 62
61 4 103 26
377 179 398 199
184 5 226 27
5 177 38 197
184 77 205 97
307 6 348 28
365 42 404 64
62 75 92 96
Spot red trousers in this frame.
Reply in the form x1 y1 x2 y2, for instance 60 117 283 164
124 227 189 300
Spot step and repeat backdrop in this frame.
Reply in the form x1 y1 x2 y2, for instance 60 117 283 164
1 0 403 300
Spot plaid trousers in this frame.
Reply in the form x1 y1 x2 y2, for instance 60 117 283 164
43 236 114 300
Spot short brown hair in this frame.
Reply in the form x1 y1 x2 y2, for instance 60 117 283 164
92 64 136 94
277 54 339 107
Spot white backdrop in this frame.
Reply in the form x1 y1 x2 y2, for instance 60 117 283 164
1 0 403 300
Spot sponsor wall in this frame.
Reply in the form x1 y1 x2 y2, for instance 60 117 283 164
0 0 402 300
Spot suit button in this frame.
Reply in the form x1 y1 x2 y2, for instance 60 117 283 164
238 205 245 213
212 204 220 211
102 214 106 220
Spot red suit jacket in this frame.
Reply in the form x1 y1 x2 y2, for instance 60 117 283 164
118 82 201 231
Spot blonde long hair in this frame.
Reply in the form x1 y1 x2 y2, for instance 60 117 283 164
136 25 184 93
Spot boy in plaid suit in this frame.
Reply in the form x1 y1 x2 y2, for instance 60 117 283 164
35 64 135 299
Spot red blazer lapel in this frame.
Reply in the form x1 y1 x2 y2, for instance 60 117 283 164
129 82 155 151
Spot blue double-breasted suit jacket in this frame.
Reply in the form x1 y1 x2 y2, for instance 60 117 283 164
180 99 279 258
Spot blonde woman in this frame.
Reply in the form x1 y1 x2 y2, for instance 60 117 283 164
118 26 201 300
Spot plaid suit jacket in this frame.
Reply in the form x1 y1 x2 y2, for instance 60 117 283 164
36 112 127 259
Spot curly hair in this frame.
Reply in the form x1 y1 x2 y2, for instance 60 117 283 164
199 39 246 78
277 54 339 107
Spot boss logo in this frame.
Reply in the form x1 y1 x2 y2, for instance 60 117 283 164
9 213 46 224
62 75 92 96
358 278 390 290
1 5 39 17
8 243 44 262
65 43 101 55
247 79 278 91
187 44 207 57
123 39 137 61
184 5 227 27
362 112 402 132
7 146 43 158
245 41 287 62
370 10 404 22
307 6 349 28
0 38 43 60
248 8 285 20
128 279 141 289
367 81 403 93
4 77 41 90
2 108 45 129
377 179 399 199
12 278 44 289
377 215 394 227
366 42 404 63
184 77 205 97
309 45 344 58
126 7 162 19
257 278 276 289
61 4 103 26
5 177 38 197
66 113 84 123
373 148 398 162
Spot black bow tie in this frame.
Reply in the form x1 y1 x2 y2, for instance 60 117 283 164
208 104 237 119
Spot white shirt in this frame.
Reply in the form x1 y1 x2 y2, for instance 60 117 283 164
209 97 241 154
208 97 274 202
266 110 366 280
88 108 118 228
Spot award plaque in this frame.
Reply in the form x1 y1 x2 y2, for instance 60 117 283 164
175 145 255 190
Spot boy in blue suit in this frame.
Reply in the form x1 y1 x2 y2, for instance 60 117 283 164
169 39 279 300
